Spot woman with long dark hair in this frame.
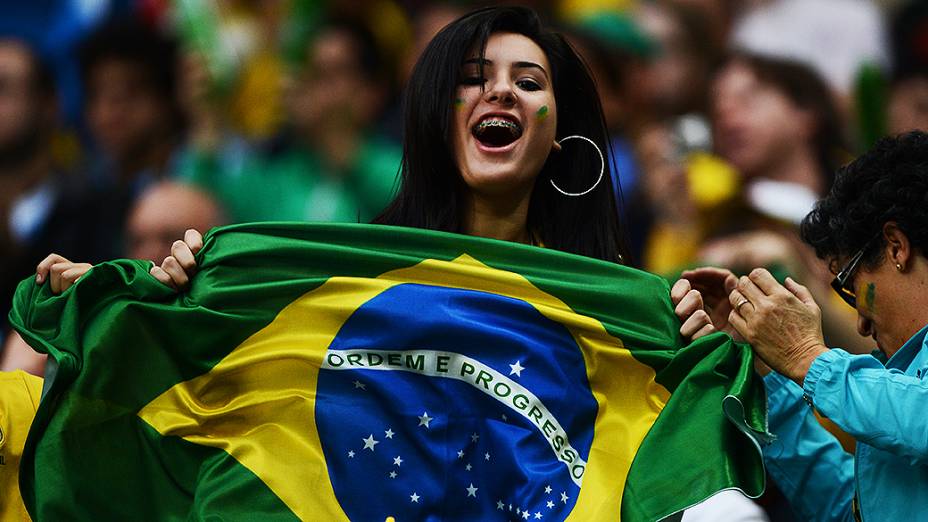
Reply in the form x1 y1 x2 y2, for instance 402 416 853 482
40 6 634 285
372 6 625 263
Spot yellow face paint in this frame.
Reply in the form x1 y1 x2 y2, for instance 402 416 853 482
453 97 465 108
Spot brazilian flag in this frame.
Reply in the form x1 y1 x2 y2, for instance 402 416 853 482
10 223 768 521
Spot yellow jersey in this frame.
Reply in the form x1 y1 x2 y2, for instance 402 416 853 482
0 370 42 521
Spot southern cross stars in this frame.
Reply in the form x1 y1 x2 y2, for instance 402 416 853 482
384 428 395 439
393 456 403 466
544 485 552 494
466 483 478 497
353 380 366 389
418 412 433 428
410 492 420 503
546 500 555 509
560 491 569 503
362 434 379 451
509 360 525 377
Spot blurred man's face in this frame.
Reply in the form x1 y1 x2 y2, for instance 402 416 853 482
634 4 707 117
711 62 811 177
288 28 378 134
0 43 42 163
126 183 222 262
85 59 169 164
888 77 928 135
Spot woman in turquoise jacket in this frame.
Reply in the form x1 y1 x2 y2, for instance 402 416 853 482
678 130 928 521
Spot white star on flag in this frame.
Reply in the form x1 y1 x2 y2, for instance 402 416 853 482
471 432 479 443
362 434 379 451
560 492 569 504
457 450 465 459
509 360 525 377
535 512 543 519
465 463 472 471
484 452 490 461
418 412 433 428
385 428 395 439
466 483 478 497
546 501 555 509
410 492 420 503
544 485 552 494
522 510 530 520
347 450 355 458
502 413 508 421
393 456 403 466
389 471 397 479
497 500 505 510
353 380 366 389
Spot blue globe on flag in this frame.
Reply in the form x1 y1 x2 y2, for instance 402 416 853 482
316 283 599 520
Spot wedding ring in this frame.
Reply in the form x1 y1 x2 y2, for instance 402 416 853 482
736 298 751 312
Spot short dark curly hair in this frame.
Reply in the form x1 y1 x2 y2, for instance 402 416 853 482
800 130 928 269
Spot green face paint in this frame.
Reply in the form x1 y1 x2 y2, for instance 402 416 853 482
536 105 549 120
453 98 464 108
865 282 876 312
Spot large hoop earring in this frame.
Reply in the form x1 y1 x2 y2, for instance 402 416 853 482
550 135 604 197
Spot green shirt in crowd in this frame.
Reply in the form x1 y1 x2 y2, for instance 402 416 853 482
178 137 402 224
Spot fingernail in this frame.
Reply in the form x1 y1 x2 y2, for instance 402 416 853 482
36 274 43 283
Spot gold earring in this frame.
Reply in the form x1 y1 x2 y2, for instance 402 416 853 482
896 263 903 271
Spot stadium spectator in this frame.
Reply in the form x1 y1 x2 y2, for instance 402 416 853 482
887 0 928 135
79 18 183 190
0 39 117 347
682 131 928 522
703 52 871 353
178 19 401 224
126 181 226 263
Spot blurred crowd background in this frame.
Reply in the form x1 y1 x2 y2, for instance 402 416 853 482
2 0 927 518
5 0 927 371
3 2 925 361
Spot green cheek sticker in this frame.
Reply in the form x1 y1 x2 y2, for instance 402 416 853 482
865 282 876 312
536 105 549 120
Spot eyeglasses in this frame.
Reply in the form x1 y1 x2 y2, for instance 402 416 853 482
831 235 879 308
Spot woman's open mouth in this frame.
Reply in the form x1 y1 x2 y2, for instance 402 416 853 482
472 115 523 149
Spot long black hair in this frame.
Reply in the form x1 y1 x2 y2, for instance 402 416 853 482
373 6 627 264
